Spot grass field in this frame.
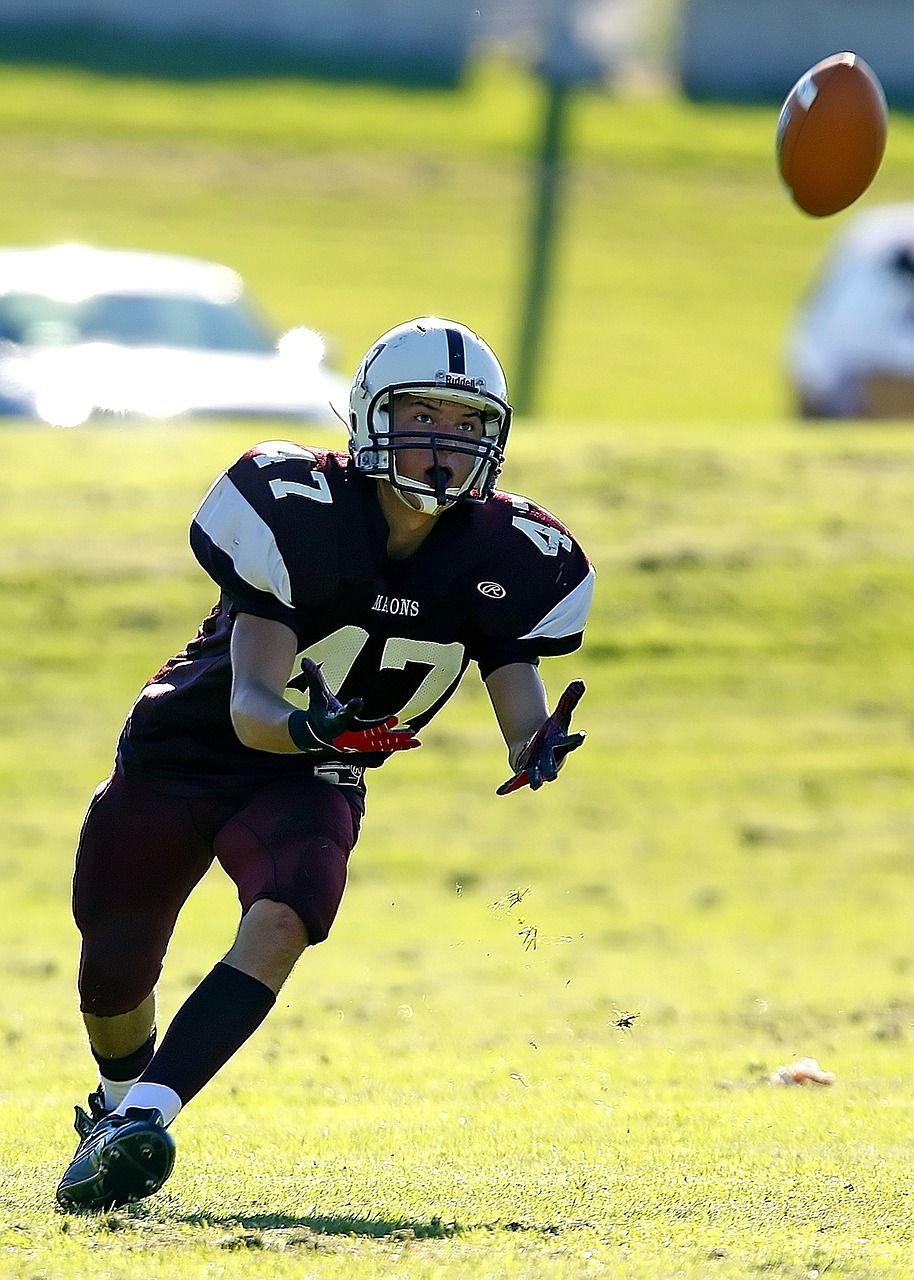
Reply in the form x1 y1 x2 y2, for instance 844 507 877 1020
2 53 914 1280
4 416 914 1278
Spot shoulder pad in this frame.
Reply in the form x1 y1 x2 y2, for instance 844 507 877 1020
194 445 347 610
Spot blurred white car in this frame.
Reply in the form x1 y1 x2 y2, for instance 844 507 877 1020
786 204 914 419
0 244 348 427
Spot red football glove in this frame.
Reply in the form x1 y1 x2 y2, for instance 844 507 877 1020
497 680 586 796
331 718 420 754
288 658 420 756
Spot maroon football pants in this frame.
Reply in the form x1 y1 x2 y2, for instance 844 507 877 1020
72 767 362 1017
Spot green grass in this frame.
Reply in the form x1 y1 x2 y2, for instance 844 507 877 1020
3 418 914 1277
2 57 914 1279
0 59 911 419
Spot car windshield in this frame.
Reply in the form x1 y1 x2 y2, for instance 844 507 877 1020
0 291 277 353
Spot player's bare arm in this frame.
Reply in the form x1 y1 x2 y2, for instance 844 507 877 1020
485 661 551 768
229 613 301 753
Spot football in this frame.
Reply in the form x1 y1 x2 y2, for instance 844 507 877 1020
776 52 888 217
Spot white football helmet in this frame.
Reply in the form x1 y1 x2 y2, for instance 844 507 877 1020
348 317 512 515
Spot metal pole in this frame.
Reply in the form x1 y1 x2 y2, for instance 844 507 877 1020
513 74 570 418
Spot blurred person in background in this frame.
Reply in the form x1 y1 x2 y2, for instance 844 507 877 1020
787 203 914 419
56 316 594 1211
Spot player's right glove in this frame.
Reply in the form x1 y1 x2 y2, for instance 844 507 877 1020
497 680 586 795
287 658 420 756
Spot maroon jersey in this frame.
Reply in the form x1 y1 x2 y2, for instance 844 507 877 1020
118 443 594 795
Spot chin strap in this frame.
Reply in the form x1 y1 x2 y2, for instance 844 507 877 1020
388 481 451 517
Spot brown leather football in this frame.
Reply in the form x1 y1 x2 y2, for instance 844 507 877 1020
776 52 888 218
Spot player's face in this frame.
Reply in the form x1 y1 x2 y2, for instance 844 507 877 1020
390 395 486 493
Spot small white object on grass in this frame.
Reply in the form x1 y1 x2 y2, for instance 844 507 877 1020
769 1056 836 1086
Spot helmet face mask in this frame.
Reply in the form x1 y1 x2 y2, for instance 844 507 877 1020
349 319 512 515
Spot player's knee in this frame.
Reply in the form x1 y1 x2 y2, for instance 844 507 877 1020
245 898 310 956
258 836 349 947
77 923 167 1017
78 962 159 1018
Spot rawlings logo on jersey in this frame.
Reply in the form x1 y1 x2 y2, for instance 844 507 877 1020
372 594 420 617
477 581 506 599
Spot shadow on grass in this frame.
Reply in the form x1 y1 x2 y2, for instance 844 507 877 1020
175 1210 460 1239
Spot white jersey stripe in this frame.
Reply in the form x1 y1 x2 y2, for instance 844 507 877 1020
518 565 595 642
193 475 293 608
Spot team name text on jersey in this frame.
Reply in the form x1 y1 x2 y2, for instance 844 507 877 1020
371 595 420 618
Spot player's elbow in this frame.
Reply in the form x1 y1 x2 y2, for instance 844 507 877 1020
230 690 278 752
230 701 260 749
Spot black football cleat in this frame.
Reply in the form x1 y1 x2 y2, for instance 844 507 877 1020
56 1106 176 1211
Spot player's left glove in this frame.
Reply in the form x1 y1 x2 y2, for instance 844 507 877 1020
497 680 586 796
288 658 420 756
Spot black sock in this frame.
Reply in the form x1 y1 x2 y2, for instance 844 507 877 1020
138 962 276 1106
91 1031 157 1082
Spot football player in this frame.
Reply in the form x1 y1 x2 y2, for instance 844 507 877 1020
56 316 594 1211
